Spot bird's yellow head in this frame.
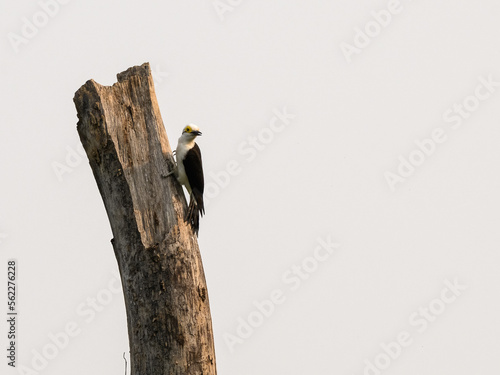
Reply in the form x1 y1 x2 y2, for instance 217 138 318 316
182 124 202 136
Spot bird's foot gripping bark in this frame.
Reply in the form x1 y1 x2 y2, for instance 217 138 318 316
161 160 177 178
161 170 175 178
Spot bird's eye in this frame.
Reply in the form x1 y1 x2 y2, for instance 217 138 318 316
185 126 191 133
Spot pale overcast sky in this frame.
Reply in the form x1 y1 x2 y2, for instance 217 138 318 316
2 1 500 374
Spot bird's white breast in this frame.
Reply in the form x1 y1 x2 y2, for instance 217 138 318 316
175 139 195 192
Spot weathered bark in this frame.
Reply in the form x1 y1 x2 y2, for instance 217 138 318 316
73 63 216 375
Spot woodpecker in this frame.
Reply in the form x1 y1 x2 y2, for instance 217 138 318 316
171 124 204 235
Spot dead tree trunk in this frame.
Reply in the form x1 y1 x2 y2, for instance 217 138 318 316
73 63 216 375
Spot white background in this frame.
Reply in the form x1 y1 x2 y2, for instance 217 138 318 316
1 1 500 374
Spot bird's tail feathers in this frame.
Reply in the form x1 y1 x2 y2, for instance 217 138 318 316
186 191 204 236
194 189 204 217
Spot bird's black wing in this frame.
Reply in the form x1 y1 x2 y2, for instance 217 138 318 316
183 143 205 216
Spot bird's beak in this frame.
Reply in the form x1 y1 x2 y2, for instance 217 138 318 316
193 131 202 136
